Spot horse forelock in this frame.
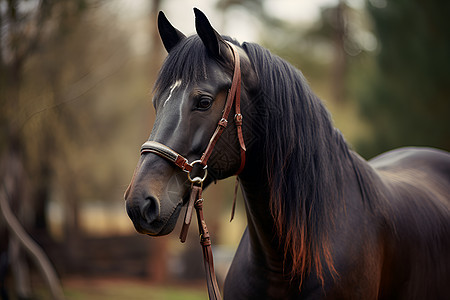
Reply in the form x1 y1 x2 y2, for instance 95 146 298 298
153 35 239 99
154 36 208 97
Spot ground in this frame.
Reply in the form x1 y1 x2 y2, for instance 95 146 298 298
32 277 208 300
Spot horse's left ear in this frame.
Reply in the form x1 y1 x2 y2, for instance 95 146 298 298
194 8 227 58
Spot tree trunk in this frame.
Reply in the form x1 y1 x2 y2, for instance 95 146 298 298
1 149 65 300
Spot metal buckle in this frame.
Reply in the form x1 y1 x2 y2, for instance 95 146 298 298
234 113 243 125
187 160 208 185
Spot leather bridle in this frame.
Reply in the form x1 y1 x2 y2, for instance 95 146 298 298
140 42 244 300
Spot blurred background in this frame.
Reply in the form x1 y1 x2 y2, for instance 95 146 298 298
1 0 449 299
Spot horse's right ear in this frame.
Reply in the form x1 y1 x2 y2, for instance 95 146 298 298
194 8 227 59
158 11 186 53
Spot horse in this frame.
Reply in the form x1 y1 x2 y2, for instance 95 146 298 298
125 8 450 299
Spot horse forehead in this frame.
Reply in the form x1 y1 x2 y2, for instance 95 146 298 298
155 59 230 106
153 79 184 107
163 79 183 107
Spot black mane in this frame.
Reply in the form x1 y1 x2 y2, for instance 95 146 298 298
242 41 360 281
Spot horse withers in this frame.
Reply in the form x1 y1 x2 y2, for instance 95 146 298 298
125 8 450 299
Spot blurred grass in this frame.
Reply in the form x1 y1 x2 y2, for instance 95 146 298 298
34 279 208 300
64 281 207 300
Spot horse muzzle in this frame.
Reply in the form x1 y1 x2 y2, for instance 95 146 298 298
124 156 188 236
126 194 183 236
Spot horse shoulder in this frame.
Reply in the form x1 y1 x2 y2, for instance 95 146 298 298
369 147 450 298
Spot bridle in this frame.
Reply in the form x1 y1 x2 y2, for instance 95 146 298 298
140 42 244 300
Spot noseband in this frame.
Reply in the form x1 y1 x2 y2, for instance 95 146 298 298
140 42 244 300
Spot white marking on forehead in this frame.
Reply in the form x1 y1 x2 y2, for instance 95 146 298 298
163 79 182 107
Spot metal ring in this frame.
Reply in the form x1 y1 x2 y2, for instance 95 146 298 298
187 160 208 183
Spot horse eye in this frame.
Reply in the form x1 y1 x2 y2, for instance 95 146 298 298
196 97 213 110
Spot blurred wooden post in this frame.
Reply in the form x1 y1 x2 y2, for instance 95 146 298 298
149 238 168 282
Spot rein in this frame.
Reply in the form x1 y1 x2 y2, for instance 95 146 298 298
140 42 244 300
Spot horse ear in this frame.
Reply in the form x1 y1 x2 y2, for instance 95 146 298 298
194 8 226 58
158 11 186 53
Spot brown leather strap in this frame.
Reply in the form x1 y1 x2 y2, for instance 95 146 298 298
231 44 246 175
194 192 222 300
201 42 246 176
179 185 200 243
230 177 240 222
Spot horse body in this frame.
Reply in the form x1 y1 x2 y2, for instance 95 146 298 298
125 9 450 299
371 148 450 299
225 147 450 299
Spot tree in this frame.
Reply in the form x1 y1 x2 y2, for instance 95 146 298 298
356 0 450 158
1 0 86 297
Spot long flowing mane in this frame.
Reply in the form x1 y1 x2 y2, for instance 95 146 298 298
243 42 357 283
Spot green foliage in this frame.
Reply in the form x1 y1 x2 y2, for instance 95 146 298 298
356 0 450 158
63 284 206 300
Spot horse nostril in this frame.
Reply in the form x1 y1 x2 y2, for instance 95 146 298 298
141 196 160 224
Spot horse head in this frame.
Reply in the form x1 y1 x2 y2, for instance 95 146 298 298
125 9 257 236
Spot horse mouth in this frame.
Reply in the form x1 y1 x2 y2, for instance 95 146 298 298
126 201 183 236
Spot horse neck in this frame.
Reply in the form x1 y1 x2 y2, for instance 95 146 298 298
237 127 369 280
238 160 286 272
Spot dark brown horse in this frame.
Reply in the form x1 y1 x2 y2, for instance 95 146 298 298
125 9 450 299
